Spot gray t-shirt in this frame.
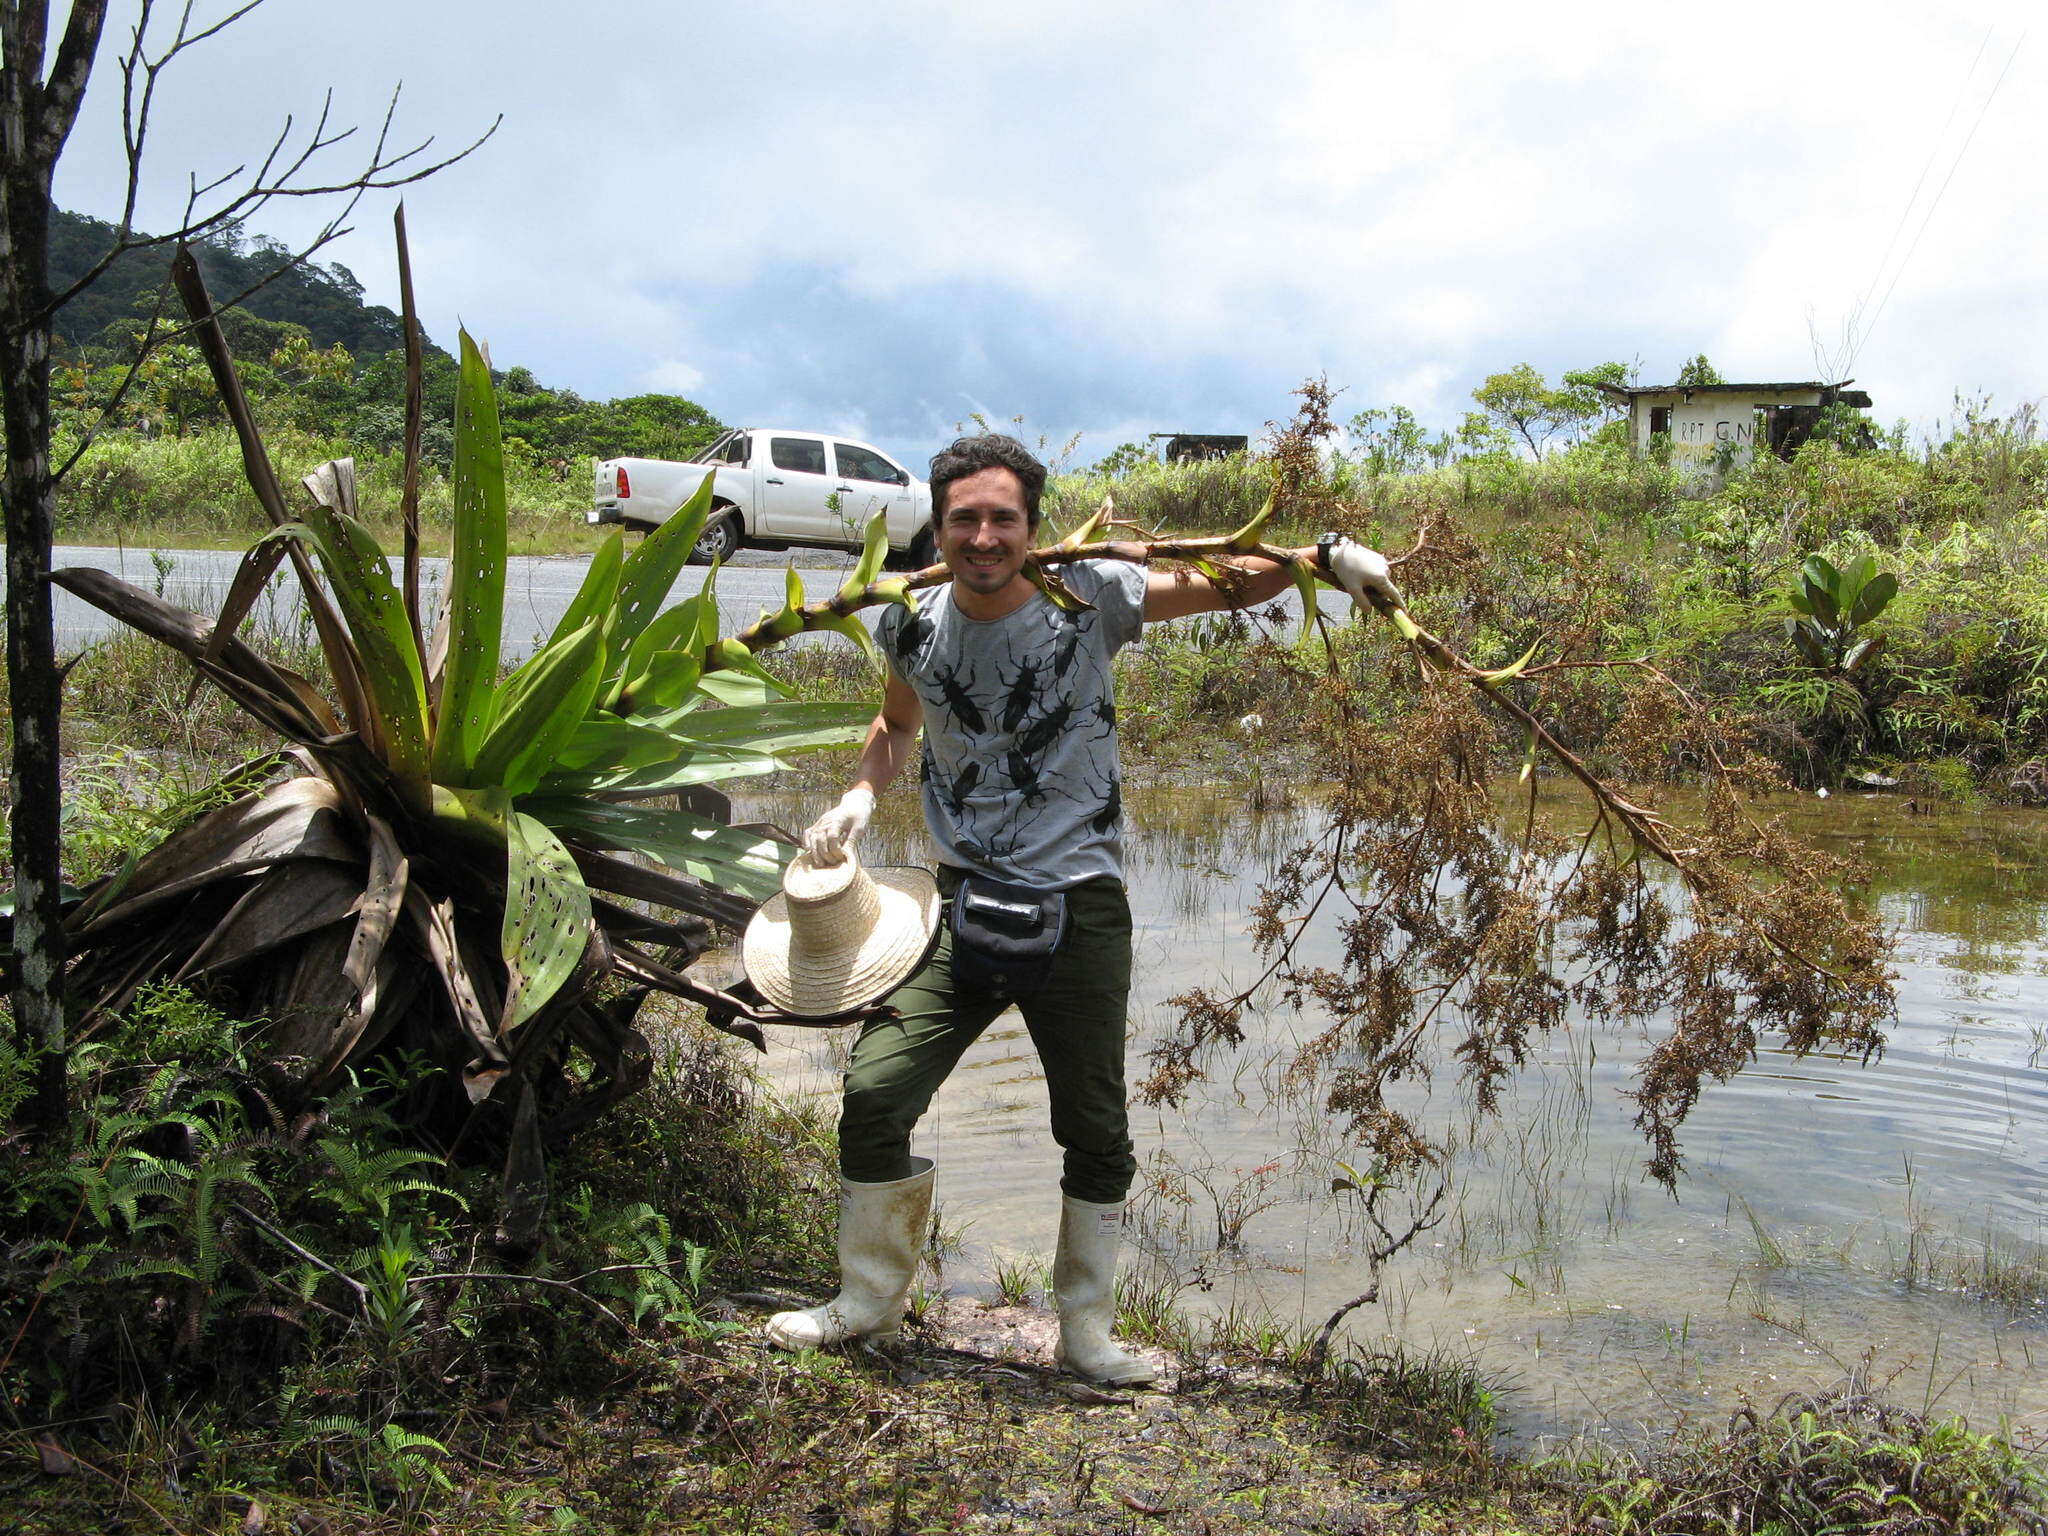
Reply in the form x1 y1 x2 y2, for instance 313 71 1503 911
877 559 1147 889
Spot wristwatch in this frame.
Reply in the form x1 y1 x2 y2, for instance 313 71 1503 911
1315 531 1344 573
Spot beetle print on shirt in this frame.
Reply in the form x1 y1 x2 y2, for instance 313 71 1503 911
876 560 1148 890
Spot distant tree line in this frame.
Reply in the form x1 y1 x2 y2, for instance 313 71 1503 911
1088 355 1755 477
48 207 725 476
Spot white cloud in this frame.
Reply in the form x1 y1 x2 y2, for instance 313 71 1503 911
42 0 2041 449
640 359 705 394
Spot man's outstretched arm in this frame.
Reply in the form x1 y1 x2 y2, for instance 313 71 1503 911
802 671 924 865
1139 535 1401 623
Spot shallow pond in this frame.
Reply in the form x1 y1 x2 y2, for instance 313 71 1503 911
736 786 2048 1448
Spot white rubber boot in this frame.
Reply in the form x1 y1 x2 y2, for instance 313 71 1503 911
1052 1195 1158 1386
766 1157 935 1350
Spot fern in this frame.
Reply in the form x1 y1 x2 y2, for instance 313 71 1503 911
0 1036 29 1123
378 1423 454 1493
304 1413 369 1438
108 1256 197 1283
316 1137 459 1221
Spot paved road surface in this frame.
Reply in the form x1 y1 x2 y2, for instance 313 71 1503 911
38 544 1350 659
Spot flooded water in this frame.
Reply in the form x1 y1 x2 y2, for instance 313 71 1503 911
736 786 2048 1447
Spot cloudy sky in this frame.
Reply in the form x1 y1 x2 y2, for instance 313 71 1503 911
51 0 2042 467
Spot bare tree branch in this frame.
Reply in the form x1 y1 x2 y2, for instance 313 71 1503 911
1302 1177 1448 1380
39 59 498 324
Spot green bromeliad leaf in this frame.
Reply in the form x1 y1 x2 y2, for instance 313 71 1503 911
546 714 737 776
691 557 724 652
282 513 429 774
693 670 784 707
620 649 704 713
703 635 791 694
502 809 592 1030
430 332 509 785
817 611 879 663
607 474 715 679
635 698 871 753
545 750 787 797
1478 637 1543 683
526 797 791 901
547 528 625 650
1291 556 1321 633
1225 491 1275 553
842 511 891 594
613 591 712 711
540 699 866 786
470 618 607 797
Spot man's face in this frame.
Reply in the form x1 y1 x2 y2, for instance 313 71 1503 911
936 466 1034 599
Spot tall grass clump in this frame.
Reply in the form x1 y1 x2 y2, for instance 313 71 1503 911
1557 1380 2047 1535
1357 438 1684 536
1049 452 1273 539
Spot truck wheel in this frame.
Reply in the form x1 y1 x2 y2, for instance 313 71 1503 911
688 512 742 566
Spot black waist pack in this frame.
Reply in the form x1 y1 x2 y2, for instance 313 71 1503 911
950 873 1068 998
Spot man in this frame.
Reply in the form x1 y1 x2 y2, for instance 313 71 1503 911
765 433 1398 1383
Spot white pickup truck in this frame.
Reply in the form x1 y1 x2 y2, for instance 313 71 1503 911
590 428 936 567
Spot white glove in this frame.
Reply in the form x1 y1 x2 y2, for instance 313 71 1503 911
1325 536 1406 609
802 786 874 866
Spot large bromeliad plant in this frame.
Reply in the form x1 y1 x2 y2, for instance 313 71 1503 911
52 252 905 1193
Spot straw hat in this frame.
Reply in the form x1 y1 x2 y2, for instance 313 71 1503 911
741 851 941 1020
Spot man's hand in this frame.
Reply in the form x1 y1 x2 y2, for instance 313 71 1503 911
1324 535 1406 609
802 786 875 866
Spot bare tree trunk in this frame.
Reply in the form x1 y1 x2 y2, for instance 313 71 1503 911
1 295 68 1127
2 0 109 1128
1 127 66 1127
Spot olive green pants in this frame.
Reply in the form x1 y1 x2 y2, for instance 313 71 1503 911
837 874 1138 1205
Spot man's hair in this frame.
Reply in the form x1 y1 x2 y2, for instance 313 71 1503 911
928 434 1047 529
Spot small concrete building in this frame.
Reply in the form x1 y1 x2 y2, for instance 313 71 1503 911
1596 379 1873 481
1148 432 1249 463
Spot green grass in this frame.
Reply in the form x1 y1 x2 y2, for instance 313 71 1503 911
54 421 596 555
1552 1380 2047 1535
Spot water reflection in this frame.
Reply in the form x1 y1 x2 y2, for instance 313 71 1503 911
738 785 2048 1446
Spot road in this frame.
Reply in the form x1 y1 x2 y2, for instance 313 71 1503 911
37 544 1350 659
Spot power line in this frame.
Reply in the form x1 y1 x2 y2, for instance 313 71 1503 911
1850 29 2027 373
1850 25 1996 343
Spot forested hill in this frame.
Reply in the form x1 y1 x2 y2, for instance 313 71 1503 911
50 207 422 359
47 206 725 471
